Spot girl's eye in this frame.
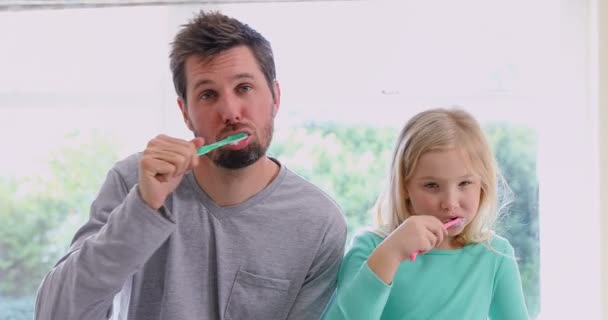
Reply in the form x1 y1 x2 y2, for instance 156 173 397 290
424 183 439 189
459 180 473 187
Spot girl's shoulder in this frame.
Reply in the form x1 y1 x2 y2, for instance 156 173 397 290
488 234 515 252
470 233 516 258
349 228 386 249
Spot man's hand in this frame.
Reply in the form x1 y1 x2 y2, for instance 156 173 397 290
138 135 205 210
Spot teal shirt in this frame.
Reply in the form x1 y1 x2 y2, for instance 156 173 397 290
322 231 529 320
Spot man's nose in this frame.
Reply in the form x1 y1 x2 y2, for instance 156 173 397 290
218 93 242 124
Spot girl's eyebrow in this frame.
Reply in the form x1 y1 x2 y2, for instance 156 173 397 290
416 174 475 181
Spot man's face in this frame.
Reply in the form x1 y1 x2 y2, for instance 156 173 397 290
178 45 280 169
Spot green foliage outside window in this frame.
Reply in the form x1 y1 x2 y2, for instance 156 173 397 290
0 124 539 319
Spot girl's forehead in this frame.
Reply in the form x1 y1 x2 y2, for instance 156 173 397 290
412 148 479 178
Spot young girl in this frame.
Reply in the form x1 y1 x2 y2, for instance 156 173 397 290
322 108 529 320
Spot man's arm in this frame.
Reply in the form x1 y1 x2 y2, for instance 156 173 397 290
35 165 176 320
286 209 347 320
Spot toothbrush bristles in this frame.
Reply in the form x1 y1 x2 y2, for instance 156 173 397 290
444 217 464 229
230 136 247 145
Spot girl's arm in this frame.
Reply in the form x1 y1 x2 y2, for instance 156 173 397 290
366 240 403 284
489 241 530 320
322 216 445 320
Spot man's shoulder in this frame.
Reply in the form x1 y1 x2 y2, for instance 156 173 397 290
281 166 343 212
108 152 142 186
272 165 346 230
113 152 142 169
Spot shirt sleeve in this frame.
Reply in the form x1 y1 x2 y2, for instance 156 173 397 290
34 166 176 320
286 208 347 320
321 232 392 320
489 240 530 320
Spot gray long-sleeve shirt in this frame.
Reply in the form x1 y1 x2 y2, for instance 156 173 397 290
35 154 347 320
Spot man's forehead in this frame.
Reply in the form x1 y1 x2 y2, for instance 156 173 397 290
185 49 261 83
187 46 256 68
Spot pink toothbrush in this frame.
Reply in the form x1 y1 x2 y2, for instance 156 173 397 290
409 217 463 262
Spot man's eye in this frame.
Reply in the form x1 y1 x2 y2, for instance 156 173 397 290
238 85 252 93
199 91 216 100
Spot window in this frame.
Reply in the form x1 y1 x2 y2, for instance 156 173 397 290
0 1 600 319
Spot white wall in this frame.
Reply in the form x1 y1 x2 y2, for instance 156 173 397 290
598 0 608 318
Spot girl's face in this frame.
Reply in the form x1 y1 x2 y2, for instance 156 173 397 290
406 148 482 246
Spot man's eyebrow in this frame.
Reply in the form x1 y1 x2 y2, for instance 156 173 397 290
233 73 255 80
191 73 256 91
192 79 213 91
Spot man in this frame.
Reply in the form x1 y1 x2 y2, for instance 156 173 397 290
35 10 346 320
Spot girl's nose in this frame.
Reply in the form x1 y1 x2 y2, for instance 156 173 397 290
440 191 458 212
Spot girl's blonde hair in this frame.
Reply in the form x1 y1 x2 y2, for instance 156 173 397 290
373 108 507 245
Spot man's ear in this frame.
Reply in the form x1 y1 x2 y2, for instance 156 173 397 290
177 97 194 131
272 80 281 117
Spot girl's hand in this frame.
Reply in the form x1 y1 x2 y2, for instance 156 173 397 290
385 215 448 262
368 215 447 284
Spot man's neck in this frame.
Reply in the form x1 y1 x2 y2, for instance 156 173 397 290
192 156 280 207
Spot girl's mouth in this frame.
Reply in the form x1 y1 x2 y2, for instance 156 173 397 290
444 217 465 229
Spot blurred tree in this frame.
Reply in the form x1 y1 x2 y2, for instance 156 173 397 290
0 131 118 297
271 124 396 233
485 124 540 317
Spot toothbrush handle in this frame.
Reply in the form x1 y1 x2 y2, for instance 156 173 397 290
197 140 225 156
409 250 425 261
409 252 418 261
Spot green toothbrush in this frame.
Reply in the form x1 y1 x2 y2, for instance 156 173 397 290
197 132 248 156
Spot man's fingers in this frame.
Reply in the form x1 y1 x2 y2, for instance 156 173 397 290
141 157 177 178
145 135 202 175
190 137 206 168
154 134 197 148
191 137 205 149
144 148 192 176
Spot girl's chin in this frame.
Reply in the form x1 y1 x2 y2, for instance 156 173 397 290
447 227 464 236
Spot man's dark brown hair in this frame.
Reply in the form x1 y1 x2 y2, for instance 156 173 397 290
170 11 276 102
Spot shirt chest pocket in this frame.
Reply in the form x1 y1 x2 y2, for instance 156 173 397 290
225 269 291 320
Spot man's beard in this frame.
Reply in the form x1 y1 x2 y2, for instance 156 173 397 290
207 123 273 169
212 139 264 169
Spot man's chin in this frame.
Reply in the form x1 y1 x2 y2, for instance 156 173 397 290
212 149 263 169
214 158 258 169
